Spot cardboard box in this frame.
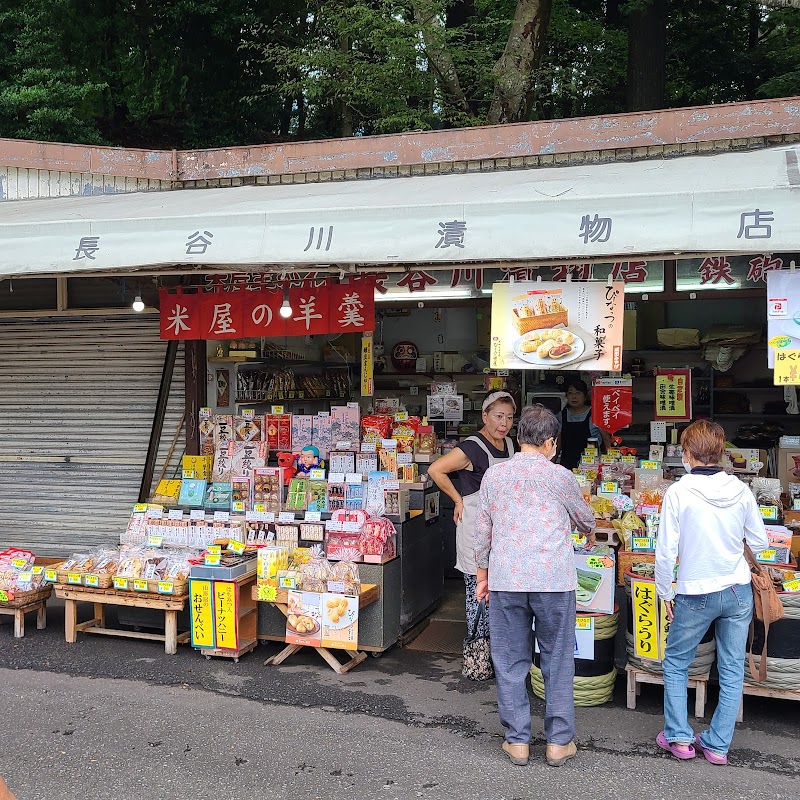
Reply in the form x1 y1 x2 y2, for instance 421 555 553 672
291 415 314 451
777 446 800 491
312 414 333 459
331 404 360 450
182 455 212 480
575 547 615 614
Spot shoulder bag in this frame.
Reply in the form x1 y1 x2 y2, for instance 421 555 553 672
462 599 494 681
743 542 785 683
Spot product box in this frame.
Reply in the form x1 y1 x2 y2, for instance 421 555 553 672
199 408 215 456
257 546 290 583
153 479 182 505
230 476 252 513
178 479 207 509
213 414 234 446
307 481 328 513
574 546 615 614
356 452 378 476
230 441 268 477
204 482 232 510
329 451 356 475
777 446 800 491
233 415 263 443
291 415 314 451
253 467 283 513
182 455 213 480
312 414 334 458
325 531 363 562
265 414 292 451
331 404 360 450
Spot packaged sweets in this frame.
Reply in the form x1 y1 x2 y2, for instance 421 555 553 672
361 415 393 446
391 417 421 454
414 425 436 455
330 560 361 595
253 468 283 513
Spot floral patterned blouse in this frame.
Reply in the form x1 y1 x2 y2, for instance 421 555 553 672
474 451 596 592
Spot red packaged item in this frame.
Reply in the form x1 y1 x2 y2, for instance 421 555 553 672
361 415 393 446
391 416 421 453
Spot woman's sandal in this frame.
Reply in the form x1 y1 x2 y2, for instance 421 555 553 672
656 731 696 760
694 734 728 766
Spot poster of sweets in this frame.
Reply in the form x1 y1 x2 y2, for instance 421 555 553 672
320 593 359 651
285 590 323 648
490 281 624 371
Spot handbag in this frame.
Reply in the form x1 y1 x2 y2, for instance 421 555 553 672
743 542 785 682
462 599 494 681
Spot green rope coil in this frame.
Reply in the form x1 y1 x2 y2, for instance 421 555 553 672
592 611 619 641
625 633 716 675
530 664 617 706
745 655 800 690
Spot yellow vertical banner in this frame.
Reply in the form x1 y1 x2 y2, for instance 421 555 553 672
632 579 660 661
659 600 672 660
361 332 374 397
213 580 239 650
189 578 215 648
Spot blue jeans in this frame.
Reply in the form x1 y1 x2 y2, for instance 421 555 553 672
663 583 753 755
489 591 576 745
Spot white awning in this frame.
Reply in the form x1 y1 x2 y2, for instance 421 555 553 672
1 144 799 277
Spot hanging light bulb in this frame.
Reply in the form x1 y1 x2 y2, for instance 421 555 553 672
279 285 292 318
132 295 145 313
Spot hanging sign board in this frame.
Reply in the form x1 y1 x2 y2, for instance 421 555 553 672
773 349 800 385
654 369 692 422
592 377 632 434
361 332 374 397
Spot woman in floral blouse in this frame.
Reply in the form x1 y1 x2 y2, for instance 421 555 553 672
475 404 595 768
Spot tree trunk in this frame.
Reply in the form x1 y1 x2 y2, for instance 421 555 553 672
626 0 666 112
413 1 472 116
486 0 552 124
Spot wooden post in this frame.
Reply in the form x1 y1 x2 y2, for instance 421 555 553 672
184 340 207 455
37 603 46 630
64 599 77 643
13 609 23 639
164 610 178 655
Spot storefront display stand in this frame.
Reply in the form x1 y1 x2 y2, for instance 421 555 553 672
737 683 800 722
625 664 709 719
253 583 380 674
54 585 190 655
199 573 257 663
0 586 51 638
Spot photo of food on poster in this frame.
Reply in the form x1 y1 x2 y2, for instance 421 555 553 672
490 281 624 371
285 590 322 648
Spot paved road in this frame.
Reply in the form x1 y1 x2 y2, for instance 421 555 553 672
0 602 797 799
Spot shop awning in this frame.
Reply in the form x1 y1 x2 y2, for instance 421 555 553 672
1 144 799 277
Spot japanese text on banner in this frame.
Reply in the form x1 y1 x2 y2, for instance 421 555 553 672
632 579 661 661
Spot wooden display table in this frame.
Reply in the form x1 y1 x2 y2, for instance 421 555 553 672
737 682 800 722
0 586 51 638
626 665 709 719
197 573 257 663
54 585 190 655
253 583 380 674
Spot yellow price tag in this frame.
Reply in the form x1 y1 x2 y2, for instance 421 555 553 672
782 578 800 593
67 572 82 585
254 503 267 513
133 579 149 592
758 549 777 563
640 460 660 470
133 503 148 513
11 558 28 569
600 481 618 493
227 540 246 555
257 584 278 602
231 501 245 513
759 506 778 521
44 569 58 583
774 349 800 385
204 554 222 566
32 565 44 575
0 589 8 603
84 574 99 588
113 576 129 590
207 545 222 554
575 617 592 630
157 581 174 595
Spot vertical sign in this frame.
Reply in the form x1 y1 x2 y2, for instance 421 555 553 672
632 579 660 661
592 377 633 434
361 332 374 397
189 578 215 648
654 369 692 422
213 581 239 650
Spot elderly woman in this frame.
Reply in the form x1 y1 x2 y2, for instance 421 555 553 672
655 419 768 765
474 404 595 768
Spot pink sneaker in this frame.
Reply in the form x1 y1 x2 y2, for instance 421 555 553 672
656 732 695 760
694 734 728 766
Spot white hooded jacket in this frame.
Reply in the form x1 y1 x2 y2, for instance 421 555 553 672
655 470 769 601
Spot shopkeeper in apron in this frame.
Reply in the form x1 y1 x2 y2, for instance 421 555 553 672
427 391 517 664
558 378 611 470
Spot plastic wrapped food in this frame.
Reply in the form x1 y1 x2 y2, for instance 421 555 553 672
590 496 616 520
391 417 421 453
361 415 393 446
330 560 361 595
359 517 395 556
301 557 331 593
612 511 646 550
414 425 436 455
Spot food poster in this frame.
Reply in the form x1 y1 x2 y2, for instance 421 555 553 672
321 593 359 651
767 271 800 367
285 590 322 647
490 281 624 371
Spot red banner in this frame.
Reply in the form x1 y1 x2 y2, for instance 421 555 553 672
592 380 633 434
159 280 375 340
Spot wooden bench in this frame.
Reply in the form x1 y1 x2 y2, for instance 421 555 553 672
626 664 709 719
0 589 50 638
737 682 800 722
54 585 190 655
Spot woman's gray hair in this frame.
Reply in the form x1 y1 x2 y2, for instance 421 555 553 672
517 404 562 446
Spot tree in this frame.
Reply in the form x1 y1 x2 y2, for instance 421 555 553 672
625 0 667 111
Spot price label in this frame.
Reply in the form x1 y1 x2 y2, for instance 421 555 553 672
580 454 596 465
305 511 322 522
571 533 587 546
397 453 413 465
146 507 163 519
32 565 44 576
157 581 175 596
257 584 278 601
231 501 245 514
168 509 184 520
278 511 295 523
147 534 164 548
384 481 400 491
336 441 353 450
600 481 619 494
0 589 8 602
328 473 345 483
757 549 777 563
575 617 592 630
759 506 779 521
271 405 285 414
243 408 256 420
327 581 346 593
640 461 661 470
227 539 246 555
133 503 148 513
190 510 206 520
253 503 267 513
600 455 615 465
632 537 656 551
622 455 637 464
83 574 100 588
207 545 222 554
214 511 230 521
360 443 377 453
394 412 409 422
133 579 149 592
343 522 362 532
204 554 222 566
113 577 129 590
346 473 363 484
310 468 326 480
67 572 82 585
262 512 276 523
16 571 33 586
782 578 800 593
11 558 28 570
380 439 398 451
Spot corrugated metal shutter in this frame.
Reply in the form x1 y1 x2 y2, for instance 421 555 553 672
0 316 184 556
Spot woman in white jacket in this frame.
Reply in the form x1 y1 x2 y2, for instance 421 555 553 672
655 419 768 766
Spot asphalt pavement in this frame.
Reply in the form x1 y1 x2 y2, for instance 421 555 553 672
0 599 797 800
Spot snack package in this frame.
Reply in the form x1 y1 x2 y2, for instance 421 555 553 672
414 425 436 456
330 560 361 595
361 415 393 446
231 476 252 512
204 482 232 511
307 480 328 513
286 477 309 512
391 417 421 454
327 481 347 512
301 557 331 593
359 517 395 557
751 477 782 509
612 511 646 550
253 467 283 513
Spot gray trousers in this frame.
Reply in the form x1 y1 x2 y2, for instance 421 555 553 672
489 591 576 746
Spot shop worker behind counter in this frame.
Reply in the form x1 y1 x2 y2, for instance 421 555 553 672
427 391 517 667
558 379 611 470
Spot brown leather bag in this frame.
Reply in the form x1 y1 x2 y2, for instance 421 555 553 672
743 542 785 682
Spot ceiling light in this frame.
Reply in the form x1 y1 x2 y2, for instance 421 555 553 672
279 285 293 318
132 295 145 312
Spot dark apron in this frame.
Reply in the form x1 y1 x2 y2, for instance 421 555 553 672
560 408 591 471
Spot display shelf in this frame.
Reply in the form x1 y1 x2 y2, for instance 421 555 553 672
713 386 782 392
715 413 797 420
235 395 351 405
624 349 703 356
238 359 357 369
